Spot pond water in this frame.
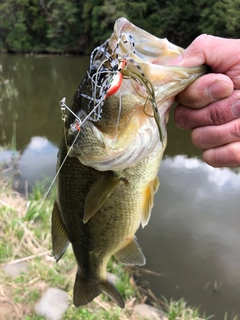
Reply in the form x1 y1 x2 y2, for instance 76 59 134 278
1 54 240 319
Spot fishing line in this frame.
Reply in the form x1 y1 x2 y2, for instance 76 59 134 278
39 129 81 204
80 95 106 126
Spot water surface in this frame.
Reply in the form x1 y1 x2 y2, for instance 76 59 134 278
1 54 240 319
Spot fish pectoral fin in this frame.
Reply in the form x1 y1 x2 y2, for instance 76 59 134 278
141 177 159 228
74 272 124 308
115 236 146 266
83 171 121 223
51 200 70 262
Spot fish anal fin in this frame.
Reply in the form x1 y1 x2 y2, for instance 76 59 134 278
115 237 146 266
73 272 124 308
141 177 159 228
51 200 70 262
83 172 120 223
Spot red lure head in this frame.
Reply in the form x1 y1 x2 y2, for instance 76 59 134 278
106 59 127 97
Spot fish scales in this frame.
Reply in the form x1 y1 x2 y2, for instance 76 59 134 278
57 130 161 258
52 17 207 308
55 129 159 308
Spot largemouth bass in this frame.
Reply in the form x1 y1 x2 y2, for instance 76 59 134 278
52 17 206 308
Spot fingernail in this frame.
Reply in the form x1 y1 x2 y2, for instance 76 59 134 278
206 81 230 100
232 100 240 117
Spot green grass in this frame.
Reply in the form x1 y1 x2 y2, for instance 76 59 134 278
0 176 238 319
162 298 213 320
0 178 139 319
107 258 137 300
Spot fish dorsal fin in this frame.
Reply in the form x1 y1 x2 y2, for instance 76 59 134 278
73 272 124 308
114 236 146 266
83 172 120 223
141 176 159 228
51 200 70 262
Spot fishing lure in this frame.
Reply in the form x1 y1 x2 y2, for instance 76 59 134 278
87 34 163 142
105 59 127 97
81 34 146 122
61 33 163 142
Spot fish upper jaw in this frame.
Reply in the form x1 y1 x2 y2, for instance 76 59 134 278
109 17 185 66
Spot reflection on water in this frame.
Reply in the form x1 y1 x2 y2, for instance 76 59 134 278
0 54 89 149
138 156 240 318
0 137 58 194
19 137 58 192
1 55 240 319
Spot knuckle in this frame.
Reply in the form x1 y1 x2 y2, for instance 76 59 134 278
208 104 229 125
191 34 214 50
192 34 209 45
208 94 240 125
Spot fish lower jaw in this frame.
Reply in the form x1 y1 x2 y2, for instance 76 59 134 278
79 127 164 171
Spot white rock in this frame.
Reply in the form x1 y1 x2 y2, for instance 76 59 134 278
34 287 69 320
132 303 167 320
3 262 28 278
107 272 120 285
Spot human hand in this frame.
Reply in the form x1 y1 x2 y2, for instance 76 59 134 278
174 34 240 167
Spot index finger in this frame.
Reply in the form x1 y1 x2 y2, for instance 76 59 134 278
174 34 240 73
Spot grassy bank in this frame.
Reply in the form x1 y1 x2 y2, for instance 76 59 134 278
0 171 233 320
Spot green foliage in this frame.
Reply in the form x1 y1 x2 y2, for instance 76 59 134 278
199 0 240 38
0 0 239 53
45 0 81 51
24 315 46 320
0 0 46 51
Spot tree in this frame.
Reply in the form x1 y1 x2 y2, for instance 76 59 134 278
0 0 239 53
45 0 82 51
199 0 240 38
0 0 34 51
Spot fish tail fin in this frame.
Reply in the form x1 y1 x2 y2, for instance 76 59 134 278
73 272 101 307
100 279 125 308
73 272 125 308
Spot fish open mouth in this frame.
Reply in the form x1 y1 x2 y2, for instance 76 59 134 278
66 18 206 171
